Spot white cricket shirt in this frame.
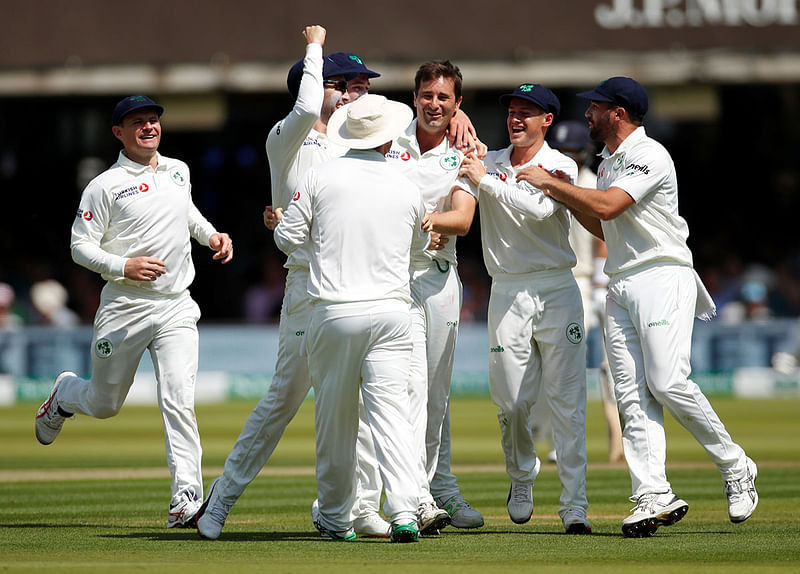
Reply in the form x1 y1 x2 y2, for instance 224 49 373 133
597 126 693 276
478 143 578 277
274 150 429 304
266 42 328 270
71 151 217 295
568 166 599 281
386 120 477 267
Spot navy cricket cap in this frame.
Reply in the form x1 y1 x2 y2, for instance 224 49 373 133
325 52 380 80
577 76 649 119
548 120 592 151
112 95 163 126
499 84 560 117
287 52 379 100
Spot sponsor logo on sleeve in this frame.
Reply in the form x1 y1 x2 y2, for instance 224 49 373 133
138 183 149 192
490 345 504 353
292 191 301 201
624 162 650 176
82 210 93 221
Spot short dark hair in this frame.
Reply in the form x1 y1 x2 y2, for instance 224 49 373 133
414 60 462 100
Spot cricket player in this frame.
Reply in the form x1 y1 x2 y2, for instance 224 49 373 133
274 94 429 542
532 120 625 465
517 76 758 537
196 26 390 540
386 60 483 533
458 84 591 534
35 95 233 529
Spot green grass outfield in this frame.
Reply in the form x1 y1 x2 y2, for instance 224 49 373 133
2 396 799 572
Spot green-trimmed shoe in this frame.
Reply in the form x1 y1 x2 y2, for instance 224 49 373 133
390 521 419 543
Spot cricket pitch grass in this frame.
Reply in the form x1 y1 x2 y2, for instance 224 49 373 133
2 395 799 572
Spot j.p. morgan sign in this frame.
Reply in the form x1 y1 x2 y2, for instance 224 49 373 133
595 0 798 28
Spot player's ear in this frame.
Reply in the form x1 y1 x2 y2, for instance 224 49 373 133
111 125 123 142
543 112 554 127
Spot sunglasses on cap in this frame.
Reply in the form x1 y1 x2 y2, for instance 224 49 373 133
323 79 348 93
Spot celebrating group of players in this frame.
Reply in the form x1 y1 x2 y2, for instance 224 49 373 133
35 25 758 542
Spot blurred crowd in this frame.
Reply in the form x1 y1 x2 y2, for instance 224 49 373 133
4 249 800 329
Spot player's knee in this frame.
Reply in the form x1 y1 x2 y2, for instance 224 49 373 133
91 400 124 419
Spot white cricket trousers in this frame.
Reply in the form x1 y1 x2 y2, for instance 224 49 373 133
488 269 589 513
605 263 748 499
308 300 420 531
408 261 463 503
56 283 203 505
214 268 382 519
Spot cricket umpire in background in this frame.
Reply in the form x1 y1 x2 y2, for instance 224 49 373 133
35 95 233 528
517 76 758 537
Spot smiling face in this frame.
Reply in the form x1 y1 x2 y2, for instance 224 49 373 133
112 108 161 166
413 76 461 137
506 97 552 149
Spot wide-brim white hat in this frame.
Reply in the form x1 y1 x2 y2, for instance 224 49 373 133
327 94 412 150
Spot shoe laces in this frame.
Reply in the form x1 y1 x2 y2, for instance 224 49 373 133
725 472 754 498
510 484 531 504
206 496 232 525
630 493 658 514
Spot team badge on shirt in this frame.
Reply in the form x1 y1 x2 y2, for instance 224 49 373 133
171 169 186 185
95 338 113 358
440 154 460 170
565 322 584 344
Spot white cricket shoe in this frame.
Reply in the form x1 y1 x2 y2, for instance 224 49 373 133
621 492 688 538
196 478 231 538
311 499 356 541
168 489 202 529
417 501 451 534
35 371 75 445
507 482 533 524
726 457 758 523
436 493 484 529
353 512 390 538
561 507 592 534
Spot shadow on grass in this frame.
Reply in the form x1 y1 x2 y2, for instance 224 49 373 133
0 522 109 528
101 531 343 542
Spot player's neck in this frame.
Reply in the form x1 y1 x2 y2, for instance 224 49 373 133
123 149 158 169
510 139 544 168
416 127 446 155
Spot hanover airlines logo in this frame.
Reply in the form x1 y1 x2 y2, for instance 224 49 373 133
566 322 584 344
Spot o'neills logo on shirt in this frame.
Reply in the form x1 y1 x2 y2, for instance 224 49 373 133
625 162 650 175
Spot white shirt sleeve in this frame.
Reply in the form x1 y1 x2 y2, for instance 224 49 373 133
188 199 218 247
274 171 314 255
70 178 128 277
478 174 560 220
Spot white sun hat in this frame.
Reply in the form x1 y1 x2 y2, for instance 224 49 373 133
327 94 412 150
